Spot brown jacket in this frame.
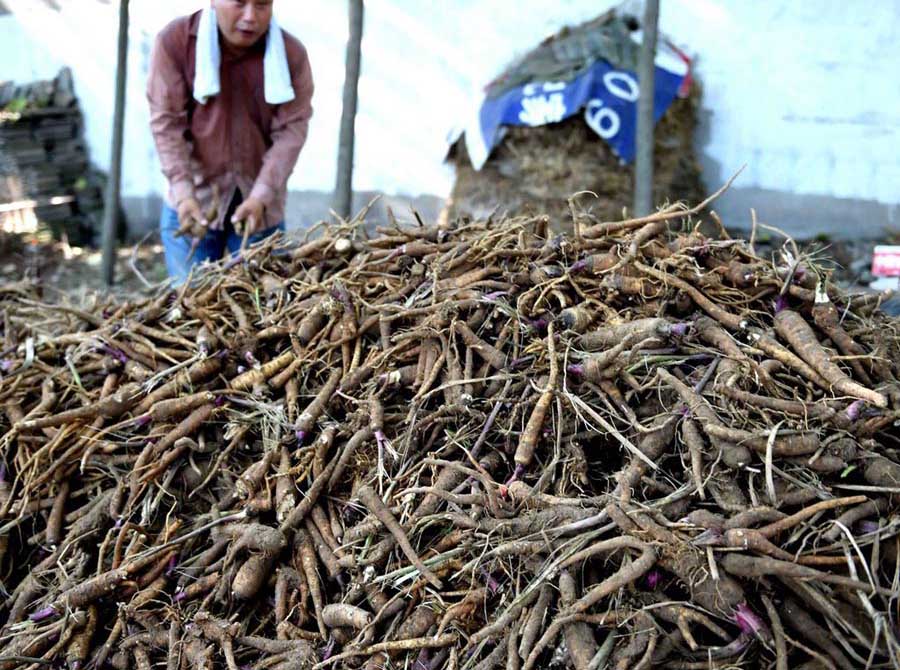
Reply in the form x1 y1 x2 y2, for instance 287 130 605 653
147 11 314 230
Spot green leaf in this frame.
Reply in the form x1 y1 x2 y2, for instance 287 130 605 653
66 355 85 394
5 97 27 113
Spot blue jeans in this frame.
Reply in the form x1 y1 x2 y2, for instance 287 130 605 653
159 203 285 283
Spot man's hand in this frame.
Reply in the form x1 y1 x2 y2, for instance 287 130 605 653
232 197 266 235
177 197 208 232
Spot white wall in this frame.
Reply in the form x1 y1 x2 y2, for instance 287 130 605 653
0 13 64 83
661 0 900 208
1 0 898 232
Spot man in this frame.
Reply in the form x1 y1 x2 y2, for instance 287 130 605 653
147 0 314 281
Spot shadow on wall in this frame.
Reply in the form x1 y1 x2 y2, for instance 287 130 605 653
707 185 900 241
694 106 899 240
121 189 446 242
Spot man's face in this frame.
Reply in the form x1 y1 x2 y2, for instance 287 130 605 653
212 0 273 49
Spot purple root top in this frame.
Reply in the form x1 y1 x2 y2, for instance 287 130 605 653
322 636 337 661
482 291 507 302
166 554 179 576
0 359 13 373
568 258 589 274
330 287 351 305
719 633 752 656
134 414 152 428
295 430 307 444
678 405 691 417
224 254 244 269
0 463 6 483
644 569 662 590
244 351 258 366
733 602 769 641
845 399 864 422
114 517 124 530
794 265 807 282
199 344 210 357
374 430 387 450
567 364 584 377
70 662 82 670
29 605 58 622
481 568 501 595
174 589 187 602
528 317 549 332
215 395 227 408
773 295 789 314
507 357 529 370
668 321 690 337
412 650 431 670
506 463 525 486
215 348 230 359
100 345 128 364
858 520 880 534
236 365 247 375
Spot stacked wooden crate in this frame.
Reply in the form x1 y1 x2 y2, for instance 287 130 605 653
0 68 105 244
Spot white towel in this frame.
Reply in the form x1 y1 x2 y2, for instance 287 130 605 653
193 7 295 106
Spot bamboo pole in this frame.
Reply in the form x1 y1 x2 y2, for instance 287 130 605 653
633 0 659 218
100 0 129 286
333 0 364 220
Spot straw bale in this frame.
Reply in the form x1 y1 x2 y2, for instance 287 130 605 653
446 84 704 230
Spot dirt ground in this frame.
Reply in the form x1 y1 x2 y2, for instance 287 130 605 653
0 229 168 303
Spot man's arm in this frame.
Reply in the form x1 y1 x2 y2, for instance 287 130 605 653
146 31 200 215
238 42 315 229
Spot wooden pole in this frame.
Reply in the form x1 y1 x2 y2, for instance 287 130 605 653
101 0 129 286
633 0 659 217
333 0 364 220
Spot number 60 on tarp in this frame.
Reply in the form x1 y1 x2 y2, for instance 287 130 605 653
585 71 640 140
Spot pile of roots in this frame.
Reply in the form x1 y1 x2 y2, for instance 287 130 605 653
1 198 899 670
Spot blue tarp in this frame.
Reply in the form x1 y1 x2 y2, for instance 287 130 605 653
467 58 686 168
